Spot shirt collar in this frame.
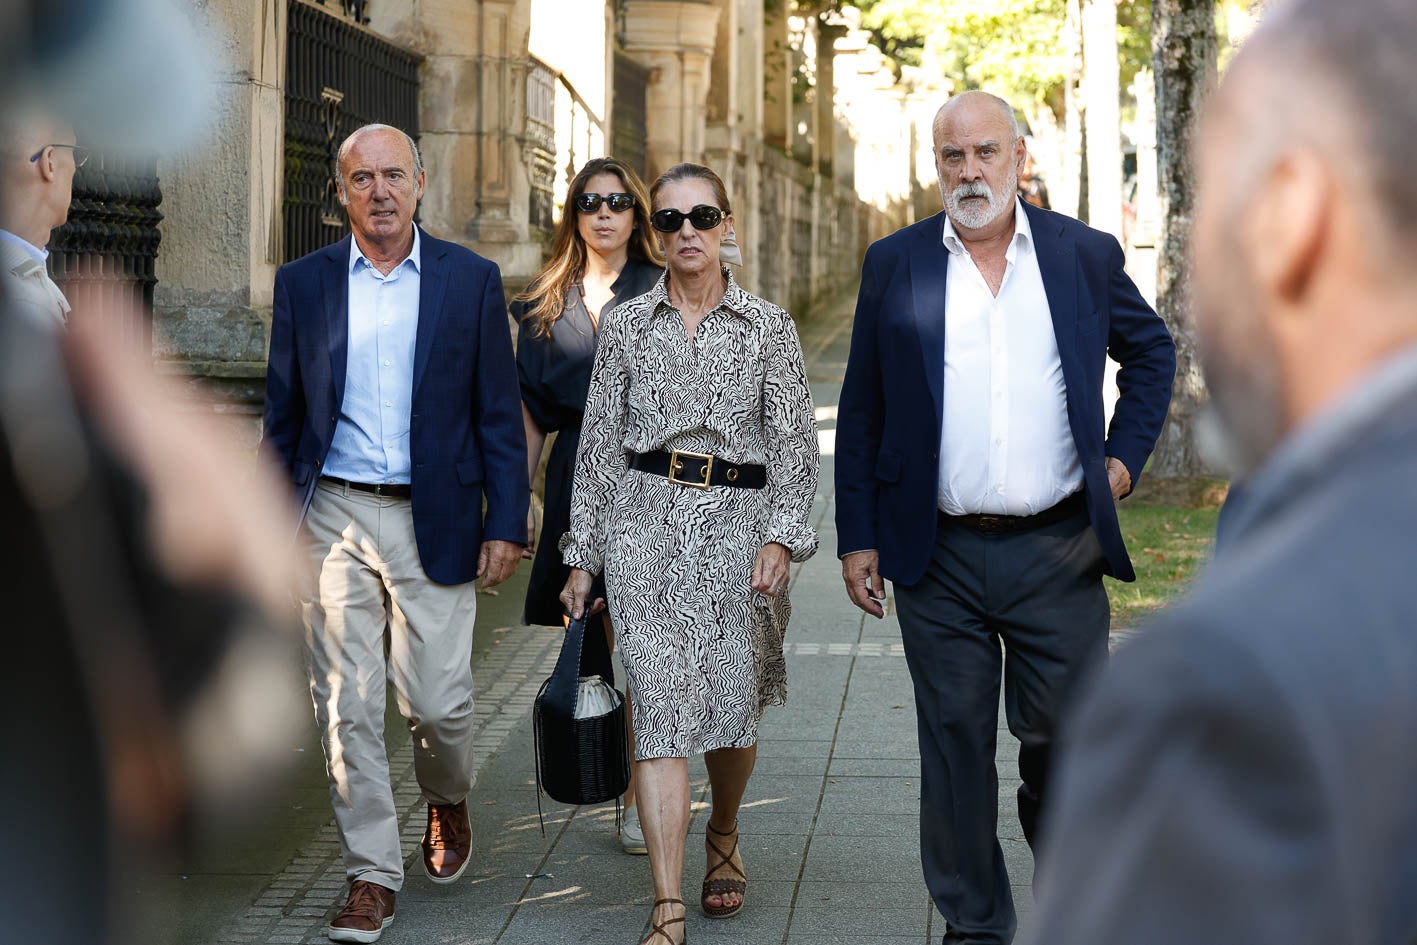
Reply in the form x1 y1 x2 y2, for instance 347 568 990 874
349 225 421 275
0 229 49 265
649 266 753 318
941 197 1032 259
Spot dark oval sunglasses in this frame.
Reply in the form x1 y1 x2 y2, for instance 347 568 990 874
575 192 636 213
650 205 725 233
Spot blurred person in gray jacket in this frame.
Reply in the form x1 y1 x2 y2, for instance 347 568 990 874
1024 1 1417 943
1 2 300 944
0 109 83 329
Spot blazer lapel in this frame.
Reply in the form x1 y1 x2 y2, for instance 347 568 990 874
909 212 949 427
412 227 450 400
1027 204 1086 402
324 236 352 412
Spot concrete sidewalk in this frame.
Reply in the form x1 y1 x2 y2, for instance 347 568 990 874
186 289 1039 945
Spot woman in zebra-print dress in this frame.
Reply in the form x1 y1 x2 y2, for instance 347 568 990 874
560 163 819 945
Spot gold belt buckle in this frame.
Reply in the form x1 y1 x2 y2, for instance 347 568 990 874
668 450 713 489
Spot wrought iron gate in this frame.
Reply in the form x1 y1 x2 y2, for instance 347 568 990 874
283 0 422 263
48 151 162 346
612 52 650 180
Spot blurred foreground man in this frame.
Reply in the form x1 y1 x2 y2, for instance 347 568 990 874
0 110 82 328
262 124 527 942
1025 1 1417 943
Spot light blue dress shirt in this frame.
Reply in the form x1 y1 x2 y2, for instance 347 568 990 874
324 228 422 484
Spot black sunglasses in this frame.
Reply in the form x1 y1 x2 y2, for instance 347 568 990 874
575 192 636 213
650 205 726 233
30 144 90 168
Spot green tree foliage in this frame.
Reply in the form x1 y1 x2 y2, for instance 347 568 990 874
846 0 1152 112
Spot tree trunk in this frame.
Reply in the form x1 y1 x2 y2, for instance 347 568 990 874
1082 0 1123 238
1059 0 1085 219
1149 0 1218 478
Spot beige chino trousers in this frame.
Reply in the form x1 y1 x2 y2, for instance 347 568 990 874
301 479 478 891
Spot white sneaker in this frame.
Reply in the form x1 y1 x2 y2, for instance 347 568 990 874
620 808 648 855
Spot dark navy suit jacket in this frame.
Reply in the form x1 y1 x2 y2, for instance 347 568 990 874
835 203 1175 585
261 227 529 586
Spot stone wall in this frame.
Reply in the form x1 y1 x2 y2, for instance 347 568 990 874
150 0 916 424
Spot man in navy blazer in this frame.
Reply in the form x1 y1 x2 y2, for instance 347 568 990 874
835 92 1174 944
262 124 527 942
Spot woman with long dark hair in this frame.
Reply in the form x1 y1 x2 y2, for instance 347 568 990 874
514 157 663 852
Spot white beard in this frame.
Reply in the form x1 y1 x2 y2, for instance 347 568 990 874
942 171 1017 230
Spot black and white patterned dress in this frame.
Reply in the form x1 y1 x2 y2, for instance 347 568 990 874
560 270 820 758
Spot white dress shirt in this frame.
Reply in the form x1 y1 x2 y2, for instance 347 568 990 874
324 228 422 485
938 199 1082 515
0 229 70 330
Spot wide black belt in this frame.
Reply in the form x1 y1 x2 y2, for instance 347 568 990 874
628 450 766 490
321 475 412 499
942 490 1087 536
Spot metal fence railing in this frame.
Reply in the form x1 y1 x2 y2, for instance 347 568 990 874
48 150 162 347
283 0 421 263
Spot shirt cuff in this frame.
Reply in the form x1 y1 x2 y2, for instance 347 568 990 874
768 520 819 563
557 531 603 575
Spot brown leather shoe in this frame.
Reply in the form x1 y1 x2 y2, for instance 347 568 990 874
327 880 395 943
421 799 471 884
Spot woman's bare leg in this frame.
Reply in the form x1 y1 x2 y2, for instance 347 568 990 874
701 745 757 911
636 757 690 943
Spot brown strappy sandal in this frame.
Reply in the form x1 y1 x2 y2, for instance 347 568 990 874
701 821 747 919
641 897 688 945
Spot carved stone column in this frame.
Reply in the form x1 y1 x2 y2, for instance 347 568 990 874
372 0 541 281
814 20 847 179
622 0 721 178
763 0 791 152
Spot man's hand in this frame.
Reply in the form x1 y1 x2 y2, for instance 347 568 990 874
477 539 523 589
559 567 607 621
751 542 793 597
1106 457 1133 501
842 550 887 619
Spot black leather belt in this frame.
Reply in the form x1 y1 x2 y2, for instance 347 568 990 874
943 491 1087 536
628 450 766 489
321 476 412 499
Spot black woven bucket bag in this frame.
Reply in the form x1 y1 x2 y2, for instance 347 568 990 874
533 614 632 809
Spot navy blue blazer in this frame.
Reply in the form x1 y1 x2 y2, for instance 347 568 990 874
835 203 1175 585
261 227 529 586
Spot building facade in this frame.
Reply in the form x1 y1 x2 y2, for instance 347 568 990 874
123 0 914 427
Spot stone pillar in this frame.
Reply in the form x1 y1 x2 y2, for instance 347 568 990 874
153 0 286 412
372 0 542 284
622 0 722 179
762 0 791 152
814 21 846 179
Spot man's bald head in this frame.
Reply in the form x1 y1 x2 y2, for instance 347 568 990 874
0 106 78 245
336 124 423 200
933 91 1020 147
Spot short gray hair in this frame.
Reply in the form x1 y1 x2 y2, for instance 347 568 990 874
335 123 423 197
1242 0 1417 244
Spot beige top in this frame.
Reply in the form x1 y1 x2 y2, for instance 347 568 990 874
1 235 70 331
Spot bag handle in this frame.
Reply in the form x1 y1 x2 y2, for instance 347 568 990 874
542 612 616 719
